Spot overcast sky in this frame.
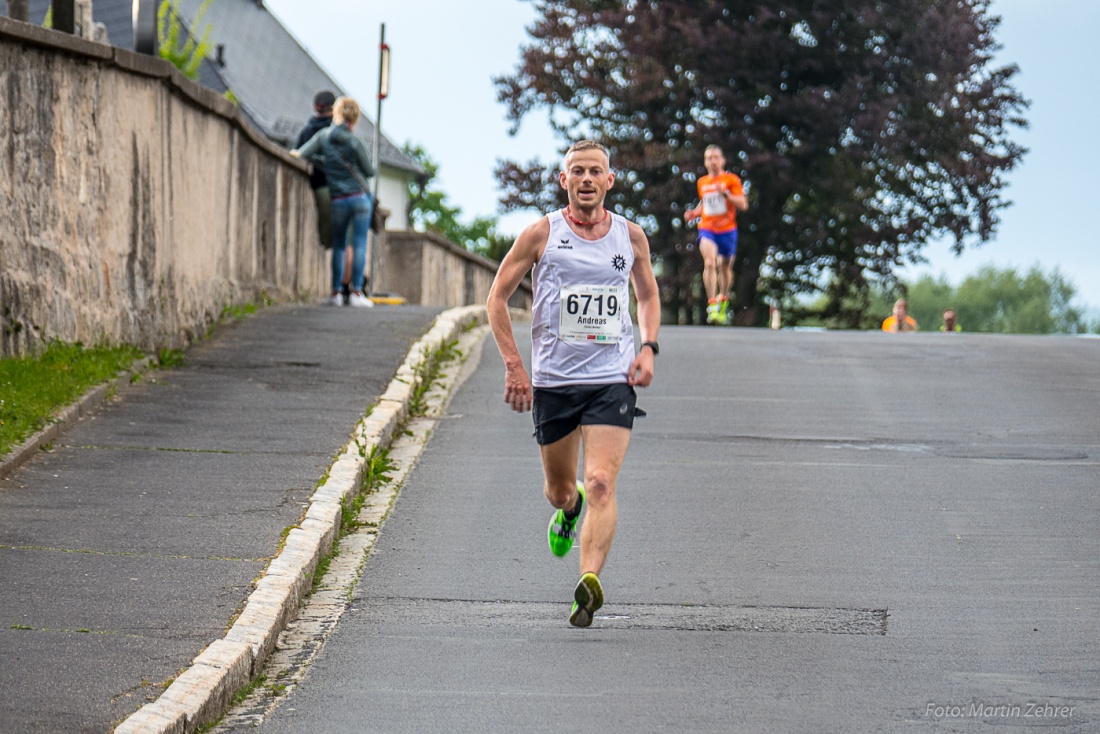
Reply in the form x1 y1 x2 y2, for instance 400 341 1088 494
264 0 1100 312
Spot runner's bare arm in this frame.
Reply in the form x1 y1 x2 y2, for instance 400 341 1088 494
627 222 660 388
486 218 549 412
726 187 748 211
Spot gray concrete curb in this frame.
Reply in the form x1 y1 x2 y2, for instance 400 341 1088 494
0 357 156 482
113 305 489 734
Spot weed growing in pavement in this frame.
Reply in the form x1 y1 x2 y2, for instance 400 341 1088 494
219 302 258 321
364 446 395 495
193 674 269 731
203 292 271 340
156 348 186 369
340 446 394 535
231 674 266 707
271 523 299 561
266 680 289 697
310 542 337 594
407 338 460 417
0 341 143 457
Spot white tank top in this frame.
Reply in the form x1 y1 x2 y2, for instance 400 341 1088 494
530 210 636 387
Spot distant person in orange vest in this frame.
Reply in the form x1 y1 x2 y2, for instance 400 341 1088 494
882 298 918 332
685 145 748 325
941 308 962 332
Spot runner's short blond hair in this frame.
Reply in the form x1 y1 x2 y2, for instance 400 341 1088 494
564 140 610 167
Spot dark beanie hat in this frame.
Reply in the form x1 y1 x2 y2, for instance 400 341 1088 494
313 90 336 109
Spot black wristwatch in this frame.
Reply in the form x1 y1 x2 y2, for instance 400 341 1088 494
641 341 660 356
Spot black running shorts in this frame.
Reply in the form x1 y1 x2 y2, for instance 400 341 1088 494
532 383 644 446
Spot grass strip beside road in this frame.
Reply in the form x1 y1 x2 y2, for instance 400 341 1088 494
0 342 144 457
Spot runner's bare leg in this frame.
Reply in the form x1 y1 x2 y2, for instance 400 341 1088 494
540 428 582 509
577 424 631 576
699 238 719 302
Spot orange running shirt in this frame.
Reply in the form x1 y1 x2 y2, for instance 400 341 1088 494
881 315 918 332
697 172 744 233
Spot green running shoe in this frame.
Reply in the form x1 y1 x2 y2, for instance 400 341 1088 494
706 303 720 325
718 298 730 323
548 483 585 557
569 572 604 628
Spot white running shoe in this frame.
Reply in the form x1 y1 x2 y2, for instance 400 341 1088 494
348 292 375 308
323 294 343 307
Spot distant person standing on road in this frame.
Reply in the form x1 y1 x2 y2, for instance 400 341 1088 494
882 298 918 332
941 308 962 332
486 140 661 628
295 96 376 308
294 90 357 304
685 145 748 325
295 90 336 252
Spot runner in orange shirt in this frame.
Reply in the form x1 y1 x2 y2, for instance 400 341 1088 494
686 145 748 324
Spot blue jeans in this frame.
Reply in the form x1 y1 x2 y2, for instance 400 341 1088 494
330 193 373 293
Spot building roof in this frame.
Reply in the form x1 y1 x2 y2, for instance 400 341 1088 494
175 0 419 175
24 0 420 176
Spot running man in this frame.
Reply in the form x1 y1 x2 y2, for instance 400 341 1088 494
486 140 661 628
685 145 748 324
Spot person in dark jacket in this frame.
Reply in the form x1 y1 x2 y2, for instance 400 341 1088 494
296 97 376 308
295 90 336 253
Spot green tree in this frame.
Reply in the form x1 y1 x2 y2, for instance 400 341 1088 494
807 265 1086 333
404 144 514 262
951 265 1084 334
862 265 1085 334
794 276 888 329
495 0 1028 326
906 275 957 331
158 0 213 81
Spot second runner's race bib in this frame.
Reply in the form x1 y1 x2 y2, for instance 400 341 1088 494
558 284 624 343
702 189 728 217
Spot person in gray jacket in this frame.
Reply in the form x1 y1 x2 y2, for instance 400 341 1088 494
296 96 376 307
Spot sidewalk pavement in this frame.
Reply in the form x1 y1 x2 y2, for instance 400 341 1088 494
0 303 484 734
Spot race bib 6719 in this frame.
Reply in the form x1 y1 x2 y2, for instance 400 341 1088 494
559 284 624 343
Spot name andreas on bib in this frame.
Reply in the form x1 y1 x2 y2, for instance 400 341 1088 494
559 284 626 342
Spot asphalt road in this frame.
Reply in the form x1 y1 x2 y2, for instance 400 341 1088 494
241 326 1100 733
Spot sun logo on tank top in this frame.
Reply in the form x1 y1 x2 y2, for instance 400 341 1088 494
612 254 627 272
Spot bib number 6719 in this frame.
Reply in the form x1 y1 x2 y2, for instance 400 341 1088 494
559 284 624 343
565 291 619 318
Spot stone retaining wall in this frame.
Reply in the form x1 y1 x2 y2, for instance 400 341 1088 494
380 230 531 310
0 17 324 355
